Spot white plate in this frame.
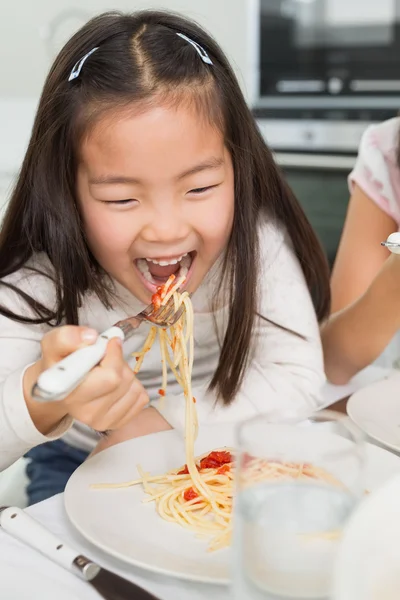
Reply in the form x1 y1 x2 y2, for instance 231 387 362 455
64 423 400 584
347 374 400 453
333 474 400 600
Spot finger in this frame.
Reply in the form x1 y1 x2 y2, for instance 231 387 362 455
60 340 129 410
116 392 150 429
64 362 135 411
103 403 145 436
74 383 148 432
64 360 139 422
41 326 98 365
103 387 149 430
100 338 125 373
89 377 147 429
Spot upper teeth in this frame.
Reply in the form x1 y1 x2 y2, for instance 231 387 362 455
136 253 192 283
145 253 188 266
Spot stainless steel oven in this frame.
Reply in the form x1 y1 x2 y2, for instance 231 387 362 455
254 0 400 149
252 0 400 263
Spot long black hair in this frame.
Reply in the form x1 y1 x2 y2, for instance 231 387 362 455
0 10 330 403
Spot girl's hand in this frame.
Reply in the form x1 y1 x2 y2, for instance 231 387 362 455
90 407 172 456
24 326 149 435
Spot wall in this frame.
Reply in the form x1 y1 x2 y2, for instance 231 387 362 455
0 0 256 98
0 0 258 212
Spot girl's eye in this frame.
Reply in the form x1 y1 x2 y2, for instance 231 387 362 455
189 185 216 194
104 199 137 205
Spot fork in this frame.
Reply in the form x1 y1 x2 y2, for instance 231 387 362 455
381 233 400 254
381 241 400 254
31 294 186 403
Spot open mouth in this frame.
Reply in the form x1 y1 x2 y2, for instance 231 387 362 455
135 251 196 292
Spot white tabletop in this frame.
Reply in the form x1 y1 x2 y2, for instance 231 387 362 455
0 365 394 600
0 493 230 600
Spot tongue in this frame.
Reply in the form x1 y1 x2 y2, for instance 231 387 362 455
147 261 181 280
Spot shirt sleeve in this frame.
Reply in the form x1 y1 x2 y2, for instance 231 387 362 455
349 120 400 225
153 225 326 431
0 269 73 471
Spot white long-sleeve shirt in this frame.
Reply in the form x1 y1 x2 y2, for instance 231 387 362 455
0 222 326 470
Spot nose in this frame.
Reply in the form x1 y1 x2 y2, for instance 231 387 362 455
140 204 191 245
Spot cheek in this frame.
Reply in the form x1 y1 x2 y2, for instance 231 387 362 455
81 206 131 258
201 190 234 250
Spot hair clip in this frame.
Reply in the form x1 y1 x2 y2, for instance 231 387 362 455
176 33 213 65
68 47 99 82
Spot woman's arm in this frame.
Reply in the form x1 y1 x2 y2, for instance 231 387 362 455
322 184 399 384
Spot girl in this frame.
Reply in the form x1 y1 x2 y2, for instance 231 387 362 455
0 10 330 504
322 117 400 384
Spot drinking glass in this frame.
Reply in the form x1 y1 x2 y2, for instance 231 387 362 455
232 410 365 599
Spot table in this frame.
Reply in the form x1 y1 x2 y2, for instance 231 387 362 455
0 494 231 600
0 365 395 600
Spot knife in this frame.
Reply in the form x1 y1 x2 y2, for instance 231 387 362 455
0 506 160 600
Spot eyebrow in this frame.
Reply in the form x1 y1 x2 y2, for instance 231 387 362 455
89 156 224 186
177 156 224 180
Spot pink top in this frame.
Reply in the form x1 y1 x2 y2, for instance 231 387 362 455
349 117 400 226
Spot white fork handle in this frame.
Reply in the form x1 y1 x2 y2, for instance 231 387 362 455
32 326 125 402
